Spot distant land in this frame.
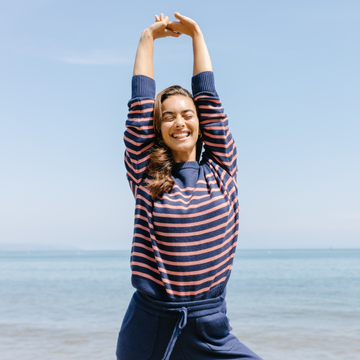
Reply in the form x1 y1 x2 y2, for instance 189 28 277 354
0 243 82 252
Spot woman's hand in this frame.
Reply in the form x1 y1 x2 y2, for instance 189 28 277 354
133 13 180 78
146 13 181 40
167 12 202 38
168 12 212 76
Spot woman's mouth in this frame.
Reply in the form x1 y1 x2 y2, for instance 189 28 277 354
171 132 190 139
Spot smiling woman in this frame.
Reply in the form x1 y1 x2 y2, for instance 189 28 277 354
147 85 203 199
160 94 200 162
118 12 262 360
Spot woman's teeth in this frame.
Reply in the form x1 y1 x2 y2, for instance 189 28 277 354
172 133 189 139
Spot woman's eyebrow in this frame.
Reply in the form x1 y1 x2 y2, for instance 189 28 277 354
162 109 195 116
162 109 196 119
162 111 175 117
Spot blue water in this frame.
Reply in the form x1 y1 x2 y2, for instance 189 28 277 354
1 249 359 359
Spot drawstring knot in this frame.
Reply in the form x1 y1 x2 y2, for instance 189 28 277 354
161 307 188 360
178 307 188 329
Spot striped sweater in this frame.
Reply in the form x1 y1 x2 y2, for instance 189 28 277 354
124 71 238 301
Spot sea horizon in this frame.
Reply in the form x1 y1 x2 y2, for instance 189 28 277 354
1 242 359 252
1 248 359 359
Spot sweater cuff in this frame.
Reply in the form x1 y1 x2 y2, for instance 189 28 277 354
131 75 156 99
191 71 217 96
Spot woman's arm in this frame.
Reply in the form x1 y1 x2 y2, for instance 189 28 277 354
167 12 212 76
133 13 180 78
125 15 180 196
168 14 237 177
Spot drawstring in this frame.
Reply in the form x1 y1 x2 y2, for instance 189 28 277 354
161 307 188 360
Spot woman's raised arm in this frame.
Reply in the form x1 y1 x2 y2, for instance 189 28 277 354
167 12 212 76
169 13 237 177
133 14 180 78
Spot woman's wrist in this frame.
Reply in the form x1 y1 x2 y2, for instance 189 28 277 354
141 28 155 42
190 24 202 39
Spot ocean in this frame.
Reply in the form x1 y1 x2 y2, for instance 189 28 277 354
0 249 359 360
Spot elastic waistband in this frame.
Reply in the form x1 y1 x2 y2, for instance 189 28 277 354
134 290 227 319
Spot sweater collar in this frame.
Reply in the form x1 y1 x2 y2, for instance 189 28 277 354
172 161 200 172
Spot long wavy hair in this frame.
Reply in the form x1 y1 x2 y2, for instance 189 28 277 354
147 85 203 199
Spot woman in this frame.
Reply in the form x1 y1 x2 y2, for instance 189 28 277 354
117 12 262 360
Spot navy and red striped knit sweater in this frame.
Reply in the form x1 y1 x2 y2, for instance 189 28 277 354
124 71 238 301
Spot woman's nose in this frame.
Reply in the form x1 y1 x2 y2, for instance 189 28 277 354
174 115 185 127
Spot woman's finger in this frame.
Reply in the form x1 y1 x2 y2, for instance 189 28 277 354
155 14 160 22
165 29 182 38
174 12 194 25
167 21 182 32
174 12 185 21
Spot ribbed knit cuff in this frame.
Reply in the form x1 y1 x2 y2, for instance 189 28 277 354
191 71 217 96
131 75 156 99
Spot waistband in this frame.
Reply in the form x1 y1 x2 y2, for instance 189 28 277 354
134 290 227 318
133 290 227 360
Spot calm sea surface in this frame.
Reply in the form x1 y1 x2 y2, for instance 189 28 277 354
0 249 359 360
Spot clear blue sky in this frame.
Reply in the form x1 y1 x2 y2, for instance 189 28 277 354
1 0 359 250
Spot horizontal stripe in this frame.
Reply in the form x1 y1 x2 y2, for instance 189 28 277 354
154 242 237 267
125 157 147 174
153 229 237 257
134 224 152 234
131 261 160 274
194 96 220 103
131 271 163 286
125 152 150 165
154 225 238 248
202 130 230 139
129 108 154 114
204 138 234 149
133 232 151 243
212 147 235 159
161 187 208 200
136 194 152 207
135 204 153 219
133 242 153 253
157 253 235 276
126 116 154 122
153 208 230 228
124 135 155 148
130 99 154 107
124 140 154 155
131 251 156 263
126 128 155 139
200 112 225 118
154 209 237 238
165 276 228 296
126 125 153 130
154 194 227 211
162 265 232 286
212 154 237 167
198 105 222 110
158 190 220 205
152 200 229 219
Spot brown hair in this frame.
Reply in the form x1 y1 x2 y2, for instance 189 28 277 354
147 85 203 199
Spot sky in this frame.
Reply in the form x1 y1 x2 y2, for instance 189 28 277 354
0 0 359 250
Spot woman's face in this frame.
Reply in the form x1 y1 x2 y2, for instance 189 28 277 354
160 95 200 163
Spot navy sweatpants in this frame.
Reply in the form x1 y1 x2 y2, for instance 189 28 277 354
116 291 262 360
